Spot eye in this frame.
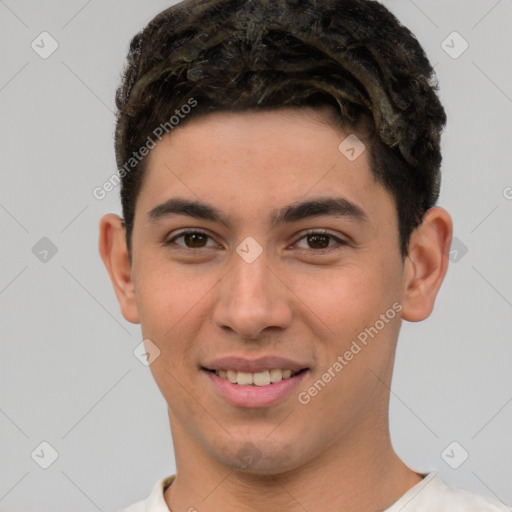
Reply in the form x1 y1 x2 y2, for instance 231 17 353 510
167 230 217 249
293 229 347 251
165 229 348 252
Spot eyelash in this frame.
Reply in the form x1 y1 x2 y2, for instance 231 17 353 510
166 229 348 253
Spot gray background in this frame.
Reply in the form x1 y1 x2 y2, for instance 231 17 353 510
0 1 511 511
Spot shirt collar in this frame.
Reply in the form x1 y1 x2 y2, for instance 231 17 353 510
144 475 175 512
142 472 443 512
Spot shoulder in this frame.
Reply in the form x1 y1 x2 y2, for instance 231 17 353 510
430 476 510 511
116 475 175 512
390 472 510 512
117 500 145 512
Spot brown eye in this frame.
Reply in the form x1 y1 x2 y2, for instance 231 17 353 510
183 232 208 248
168 230 214 249
306 233 330 249
294 230 347 252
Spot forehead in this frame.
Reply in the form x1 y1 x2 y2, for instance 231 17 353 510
135 108 395 228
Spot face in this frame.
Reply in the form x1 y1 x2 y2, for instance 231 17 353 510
124 107 410 473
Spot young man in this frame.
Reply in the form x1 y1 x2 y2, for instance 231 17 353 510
99 1 509 511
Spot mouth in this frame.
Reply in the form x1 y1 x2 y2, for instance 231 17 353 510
201 364 310 408
200 355 311 407
202 367 308 386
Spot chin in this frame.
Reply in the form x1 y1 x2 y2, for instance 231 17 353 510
211 436 307 476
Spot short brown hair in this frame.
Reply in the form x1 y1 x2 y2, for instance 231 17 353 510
114 0 446 258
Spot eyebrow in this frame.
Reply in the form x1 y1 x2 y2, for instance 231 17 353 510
147 196 368 228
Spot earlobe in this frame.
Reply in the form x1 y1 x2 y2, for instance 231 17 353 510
98 214 140 324
400 207 453 322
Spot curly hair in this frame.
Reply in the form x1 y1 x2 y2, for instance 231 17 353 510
114 0 446 258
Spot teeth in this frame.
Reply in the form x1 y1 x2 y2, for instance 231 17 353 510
253 370 270 386
269 369 283 382
236 372 253 385
214 368 299 385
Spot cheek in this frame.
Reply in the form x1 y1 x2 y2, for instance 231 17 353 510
132 265 207 382
134 258 208 333
292 260 401 339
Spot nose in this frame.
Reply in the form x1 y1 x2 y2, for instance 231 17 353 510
212 247 293 340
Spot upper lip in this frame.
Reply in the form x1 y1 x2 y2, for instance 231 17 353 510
201 356 309 373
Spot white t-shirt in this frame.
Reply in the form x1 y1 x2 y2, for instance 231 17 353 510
119 472 510 512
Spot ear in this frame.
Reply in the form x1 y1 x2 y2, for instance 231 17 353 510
98 214 140 324
400 207 453 322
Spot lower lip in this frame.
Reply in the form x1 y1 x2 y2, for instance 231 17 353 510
204 370 309 408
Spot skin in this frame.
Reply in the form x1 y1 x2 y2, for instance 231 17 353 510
99 106 452 512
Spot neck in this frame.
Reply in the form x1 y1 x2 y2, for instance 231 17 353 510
164 411 423 512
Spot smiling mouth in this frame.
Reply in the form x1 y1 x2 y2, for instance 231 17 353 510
203 368 308 386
